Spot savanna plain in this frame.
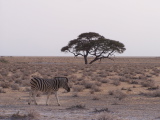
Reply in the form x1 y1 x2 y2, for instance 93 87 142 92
0 57 160 120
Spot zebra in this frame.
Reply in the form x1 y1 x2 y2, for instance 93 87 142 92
28 77 70 106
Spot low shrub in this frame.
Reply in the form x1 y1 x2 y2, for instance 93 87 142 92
114 90 127 100
92 96 100 100
99 79 109 83
112 80 121 86
72 93 79 97
141 79 155 88
1 82 10 88
91 85 101 92
84 82 94 89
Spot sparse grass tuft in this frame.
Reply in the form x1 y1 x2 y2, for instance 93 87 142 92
94 113 122 120
140 90 160 97
92 96 100 100
27 109 41 119
11 109 41 120
72 93 79 97
99 79 110 83
93 108 109 113
91 85 101 92
11 111 27 119
108 90 127 100
1 82 10 88
11 84 20 90
72 85 84 92
84 81 94 89
0 88 6 93
67 104 86 110
141 79 155 88
112 79 121 86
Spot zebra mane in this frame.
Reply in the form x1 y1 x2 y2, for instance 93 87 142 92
54 77 68 82
31 76 69 82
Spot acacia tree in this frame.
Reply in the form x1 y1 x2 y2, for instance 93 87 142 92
61 32 126 64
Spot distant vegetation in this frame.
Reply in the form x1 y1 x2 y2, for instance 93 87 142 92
0 57 8 63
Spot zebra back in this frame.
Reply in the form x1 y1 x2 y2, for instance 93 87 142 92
30 77 70 92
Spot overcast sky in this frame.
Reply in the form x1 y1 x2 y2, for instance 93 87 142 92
0 0 160 56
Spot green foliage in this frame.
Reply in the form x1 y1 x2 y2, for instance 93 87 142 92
61 32 126 64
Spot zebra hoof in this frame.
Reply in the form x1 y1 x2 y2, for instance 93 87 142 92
58 104 60 106
46 104 49 106
28 103 30 105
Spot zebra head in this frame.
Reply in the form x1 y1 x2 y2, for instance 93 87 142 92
62 77 70 92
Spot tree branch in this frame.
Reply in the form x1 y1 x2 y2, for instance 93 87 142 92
68 49 84 57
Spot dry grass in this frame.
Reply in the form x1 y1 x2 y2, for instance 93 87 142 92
0 57 160 119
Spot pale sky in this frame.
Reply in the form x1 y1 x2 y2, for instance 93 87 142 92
0 0 160 56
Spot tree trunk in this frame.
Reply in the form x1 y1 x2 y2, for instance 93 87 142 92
84 56 88 64
89 57 99 64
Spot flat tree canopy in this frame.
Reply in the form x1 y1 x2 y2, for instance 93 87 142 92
61 32 126 64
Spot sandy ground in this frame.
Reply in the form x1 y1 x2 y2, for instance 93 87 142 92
1 57 160 120
1 88 160 120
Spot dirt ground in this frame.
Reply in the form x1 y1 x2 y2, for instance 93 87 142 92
0 57 160 120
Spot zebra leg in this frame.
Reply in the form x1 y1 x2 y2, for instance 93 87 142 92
28 91 32 105
55 92 60 106
46 92 51 106
33 91 38 105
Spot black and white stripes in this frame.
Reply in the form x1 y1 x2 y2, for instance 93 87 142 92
28 77 70 106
